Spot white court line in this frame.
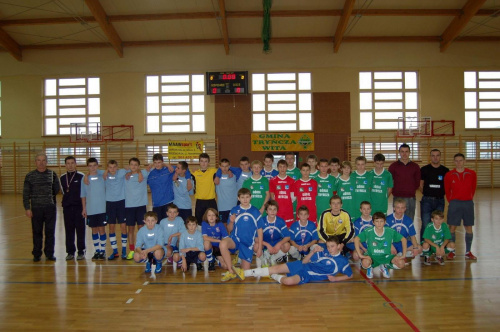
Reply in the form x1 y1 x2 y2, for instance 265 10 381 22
143 281 149 285
135 289 142 294
126 298 133 304
1 215 27 222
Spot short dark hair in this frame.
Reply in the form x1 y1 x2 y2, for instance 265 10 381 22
199 153 210 161
319 158 329 164
330 195 342 204
329 157 340 165
87 157 98 165
264 153 274 161
355 156 367 163
372 212 386 221
177 161 188 170
277 159 287 167
238 188 251 197
152 153 164 162
185 216 198 225
399 143 411 151
298 205 309 214
129 157 140 165
431 210 444 219
65 156 76 163
240 156 250 163
374 153 385 162
300 162 310 170
306 154 318 162
107 159 118 166
167 203 179 212
264 200 279 211
220 158 230 164
430 149 441 155
454 153 465 159
144 211 158 220
360 201 371 208
326 235 341 245
285 152 295 157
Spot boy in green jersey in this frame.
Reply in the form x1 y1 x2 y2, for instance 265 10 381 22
369 153 393 215
242 160 270 215
351 156 373 220
355 212 407 279
422 210 455 266
316 159 337 218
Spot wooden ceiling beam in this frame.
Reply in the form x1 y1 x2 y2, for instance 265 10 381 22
84 0 123 57
0 27 22 61
333 0 356 53
440 0 487 52
218 0 230 54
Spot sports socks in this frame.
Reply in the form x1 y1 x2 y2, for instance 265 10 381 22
92 233 99 251
244 267 270 277
270 274 283 283
465 233 473 253
121 233 128 255
422 247 430 256
271 250 286 261
99 233 107 252
109 233 117 252
205 249 213 262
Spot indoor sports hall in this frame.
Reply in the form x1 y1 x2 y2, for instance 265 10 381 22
1 1 500 331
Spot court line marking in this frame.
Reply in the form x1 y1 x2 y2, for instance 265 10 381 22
359 269 420 332
135 289 142 294
126 298 133 304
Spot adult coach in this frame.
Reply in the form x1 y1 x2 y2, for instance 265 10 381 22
388 143 421 221
419 149 449 240
23 153 61 262
444 153 477 260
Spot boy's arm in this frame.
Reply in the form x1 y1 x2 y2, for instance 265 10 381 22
328 274 352 282
424 238 440 249
354 237 367 259
302 245 322 264
400 237 408 258
255 228 263 257
187 178 193 191
81 197 87 217
168 232 181 245
203 235 221 243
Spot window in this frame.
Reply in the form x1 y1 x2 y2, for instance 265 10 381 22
466 141 500 160
359 142 419 161
145 74 205 133
464 71 500 129
359 71 419 130
43 77 100 136
252 73 312 132
45 146 101 165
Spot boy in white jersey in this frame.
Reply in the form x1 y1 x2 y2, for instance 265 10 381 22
134 212 165 274
422 210 455 265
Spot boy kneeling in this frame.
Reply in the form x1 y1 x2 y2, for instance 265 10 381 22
422 210 455 266
134 212 166 274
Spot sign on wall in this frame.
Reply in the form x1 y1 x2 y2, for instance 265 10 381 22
168 140 204 159
251 133 314 151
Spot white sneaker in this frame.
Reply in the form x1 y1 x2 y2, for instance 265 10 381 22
380 264 390 278
366 267 373 279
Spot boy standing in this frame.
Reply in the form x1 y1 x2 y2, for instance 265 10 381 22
261 153 279 179
307 154 319 179
179 216 206 272
236 156 252 190
422 210 455 265
329 157 341 180
285 152 301 180
316 158 337 219
215 158 238 224
334 161 356 219
269 160 295 227
369 153 393 215
134 211 165 274
288 206 319 260
386 198 422 259
243 160 270 215
350 156 373 221
293 163 318 223
192 153 218 225
173 161 194 221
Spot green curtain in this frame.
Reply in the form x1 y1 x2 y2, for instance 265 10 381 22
262 0 272 53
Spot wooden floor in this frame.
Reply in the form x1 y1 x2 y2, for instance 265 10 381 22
1 191 499 331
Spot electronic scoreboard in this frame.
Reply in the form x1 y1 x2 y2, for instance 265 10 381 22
206 71 248 95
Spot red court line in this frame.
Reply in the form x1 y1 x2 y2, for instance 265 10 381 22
359 269 420 332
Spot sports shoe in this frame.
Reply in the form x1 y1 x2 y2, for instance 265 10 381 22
221 272 236 282
233 267 245 281
380 264 390 278
92 252 100 260
126 251 134 260
108 252 119 260
98 252 106 260
155 261 162 273
47 256 56 261
121 253 127 259
197 263 203 271
76 254 85 260
33 256 41 262
366 267 373 279
436 256 445 265
65 254 75 261
145 261 152 273
446 251 456 260
423 255 431 266
465 252 477 260
167 256 173 264
208 260 216 272
275 254 288 264
231 254 240 266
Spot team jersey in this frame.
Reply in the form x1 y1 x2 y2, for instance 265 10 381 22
286 167 301 181
242 176 269 211
261 216 291 247
350 171 373 220
309 170 320 180
316 174 337 219
289 220 319 247
81 172 106 215
334 176 356 220
237 170 252 190
124 170 149 208
304 251 353 280
136 224 165 250
173 175 193 210
269 175 295 226
147 166 186 207
202 221 229 247
230 204 264 245
261 168 279 180
293 178 318 223
369 168 393 215
353 216 373 248
215 173 238 212
423 222 451 246
105 169 126 202
192 168 217 200
386 213 416 251
317 209 354 243
159 216 185 247
179 230 204 255
358 227 403 257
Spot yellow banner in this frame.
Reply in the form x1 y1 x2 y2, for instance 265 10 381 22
168 140 204 159
251 133 314 151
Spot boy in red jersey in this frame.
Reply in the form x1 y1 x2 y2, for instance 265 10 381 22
269 160 295 227
293 163 318 225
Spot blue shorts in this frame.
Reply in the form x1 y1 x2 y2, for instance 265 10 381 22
229 234 254 263
87 213 107 228
286 260 310 285
219 211 230 223
153 204 169 223
345 242 355 251
165 245 179 254
106 200 125 224
125 206 146 226
447 200 475 227
137 246 166 262
393 238 412 253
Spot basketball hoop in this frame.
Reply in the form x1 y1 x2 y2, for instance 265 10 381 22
70 122 102 142
397 117 432 138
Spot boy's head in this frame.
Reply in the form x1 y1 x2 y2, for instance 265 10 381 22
237 188 252 206
454 153 465 169
297 205 310 222
199 153 210 169
285 152 295 168
318 158 329 175
176 161 188 176
399 143 411 162
325 235 343 255
239 156 250 171
263 153 274 168
355 156 367 171
360 201 372 217
220 158 230 173
166 203 179 220
372 212 386 229
264 200 279 216
185 216 198 232
431 210 445 225
340 161 352 175
65 156 77 172
300 162 311 179
329 157 340 174
277 159 287 173
144 211 158 229
152 153 164 170
373 153 385 169
107 159 118 173
307 154 318 170
393 198 407 217
203 208 219 224
329 195 343 213
87 158 98 173
251 160 263 175
129 157 140 171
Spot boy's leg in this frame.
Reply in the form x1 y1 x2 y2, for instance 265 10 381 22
91 226 100 260
274 275 301 286
244 262 291 277
107 201 119 258
98 225 107 259
219 237 237 273
63 207 76 258
204 240 214 262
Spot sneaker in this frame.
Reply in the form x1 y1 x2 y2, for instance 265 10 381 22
155 261 162 273
76 254 85 260
65 254 75 261
47 256 56 261
465 252 477 260
275 254 288 264
126 251 134 260
233 267 245 281
446 251 456 260
423 255 431 266
145 261 151 273
92 252 100 260
221 272 236 282
98 252 106 260
380 264 390 278
33 256 41 262
197 263 203 271
108 252 119 260
208 260 216 272
436 256 445 265
366 267 373 279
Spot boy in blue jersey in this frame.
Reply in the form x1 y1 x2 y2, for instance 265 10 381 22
215 158 238 224
134 211 165 274
179 216 206 272
219 188 264 282
386 198 422 260
244 235 352 285
261 153 279 179
81 158 107 260
159 203 185 266
173 161 194 221
103 160 128 260
202 208 229 271
260 200 291 266
346 201 373 262
124 157 149 260
288 205 319 260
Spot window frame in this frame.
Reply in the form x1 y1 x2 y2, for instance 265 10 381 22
464 71 500 130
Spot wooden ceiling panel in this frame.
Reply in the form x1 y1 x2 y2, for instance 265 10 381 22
272 17 338 38
100 0 214 15
0 0 88 20
113 20 222 41
365 0 468 10
347 16 456 36
3 23 104 45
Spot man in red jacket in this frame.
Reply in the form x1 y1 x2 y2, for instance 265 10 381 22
444 153 477 260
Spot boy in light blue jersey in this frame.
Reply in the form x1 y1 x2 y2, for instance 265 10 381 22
81 158 107 261
386 198 422 260
219 188 264 282
346 201 373 262
178 216 206 272
236 156 252 190
172 161 194 221
103 160 128 260
215 158 238 224
260 200 291 266
261 153 279 180
202 208 229 271
159 203 185 265
134 211 166 274
288 205 319 260
124 157 149 260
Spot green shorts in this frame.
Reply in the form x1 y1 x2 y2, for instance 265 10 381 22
371 254 396 269
423 244 452 256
